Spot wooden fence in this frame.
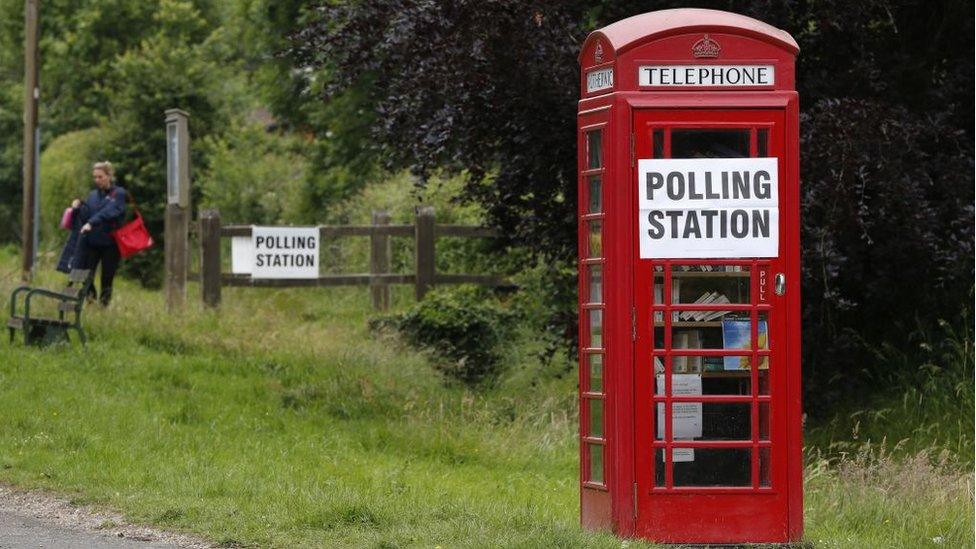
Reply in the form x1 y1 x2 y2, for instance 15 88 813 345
192 206 511 310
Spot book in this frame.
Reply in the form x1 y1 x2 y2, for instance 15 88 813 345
673 332 689 373
680 291 714 320
703 356 724 372
693 292 718 321
671 278 680 321
722 319 769 370
654 284 662 322
702 295 732 321
686 330 703 372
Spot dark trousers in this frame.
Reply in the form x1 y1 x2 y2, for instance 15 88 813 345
80 242 121 305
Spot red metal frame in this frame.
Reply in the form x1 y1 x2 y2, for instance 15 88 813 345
576 9 801 545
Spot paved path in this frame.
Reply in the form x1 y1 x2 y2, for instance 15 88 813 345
0 508 177 549
0 485 207 549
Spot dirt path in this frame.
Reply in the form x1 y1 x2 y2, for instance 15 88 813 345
0 485 210 549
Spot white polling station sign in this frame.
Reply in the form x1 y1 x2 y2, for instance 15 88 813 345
231 236 254 275
638 157 779 259
250 226 319 279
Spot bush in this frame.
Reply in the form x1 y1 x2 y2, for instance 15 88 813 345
378 286 515 387
197 122 308 225
38 127 112 246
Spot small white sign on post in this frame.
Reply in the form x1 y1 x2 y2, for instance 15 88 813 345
638 157 779 259
250 227 319 279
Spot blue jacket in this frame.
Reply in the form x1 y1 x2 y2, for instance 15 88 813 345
56 207 84 273
77 185 127 248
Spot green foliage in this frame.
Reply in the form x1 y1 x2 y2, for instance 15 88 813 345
0 82 21 240
383 286 516 387
100 0 232 287
38 128 112 244
807 309 975 464
196 123 307 225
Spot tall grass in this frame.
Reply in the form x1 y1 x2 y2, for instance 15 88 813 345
807 312 975 465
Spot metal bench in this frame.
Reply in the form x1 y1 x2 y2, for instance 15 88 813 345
8 268 93 346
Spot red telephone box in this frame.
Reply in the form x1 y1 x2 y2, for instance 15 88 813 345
576 9 801 544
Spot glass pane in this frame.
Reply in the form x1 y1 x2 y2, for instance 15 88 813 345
663 264 751 306
721 313 769 371
670 448 751 487
588 444 604 484
654 453 665 487
588 309 603 348
655 369 752 396
587 131 602 169
588 176 602 213
588 353 603 393
657 327 728 351
760 447 771 487
652 277 678 324
759 402 770 440
759 366 770 395
671 129 750 158
588 264 603 303
757 128 769 157
656 400 751 441
589 398 604 438
653 129 664 158
587 221 602 258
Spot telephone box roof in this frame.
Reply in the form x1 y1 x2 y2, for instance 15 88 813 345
582 8 799 60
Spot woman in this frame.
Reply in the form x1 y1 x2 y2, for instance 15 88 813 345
68 161 127 306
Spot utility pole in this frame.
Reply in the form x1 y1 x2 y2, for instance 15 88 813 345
20 0 39 282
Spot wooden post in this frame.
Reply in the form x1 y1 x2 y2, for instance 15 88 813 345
200 209 221 308
164 109 191 311
414 206 435 300
164 204 188 311
20 0 39 281
370 210 391 310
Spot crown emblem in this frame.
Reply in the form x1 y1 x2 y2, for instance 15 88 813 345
692 34 721 58
594 41 604 63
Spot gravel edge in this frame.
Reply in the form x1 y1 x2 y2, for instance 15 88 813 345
0 483 213 548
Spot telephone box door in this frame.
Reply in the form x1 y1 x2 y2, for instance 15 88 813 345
633 108 794 543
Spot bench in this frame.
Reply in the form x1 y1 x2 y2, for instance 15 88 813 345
8 268 93 346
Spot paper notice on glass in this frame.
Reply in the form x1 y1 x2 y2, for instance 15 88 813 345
662 448 695 463
655 374 703 440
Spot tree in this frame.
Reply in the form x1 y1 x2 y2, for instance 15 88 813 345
287 0 974 408
100 0 230 286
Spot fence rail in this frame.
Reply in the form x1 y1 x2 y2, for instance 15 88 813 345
191 206 512 310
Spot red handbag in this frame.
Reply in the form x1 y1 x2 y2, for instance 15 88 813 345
111 198 154 259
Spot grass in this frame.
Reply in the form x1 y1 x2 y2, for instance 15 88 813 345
0 246 972 547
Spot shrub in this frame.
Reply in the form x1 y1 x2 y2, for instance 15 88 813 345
380 286 515 387
197 122 308 225
38 127 112 246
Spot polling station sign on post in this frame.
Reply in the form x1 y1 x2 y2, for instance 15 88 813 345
233 227 320 279
638 157 779 258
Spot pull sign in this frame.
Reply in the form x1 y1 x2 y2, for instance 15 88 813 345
586 67 614 93
639 65 774 87
637 157 779 259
